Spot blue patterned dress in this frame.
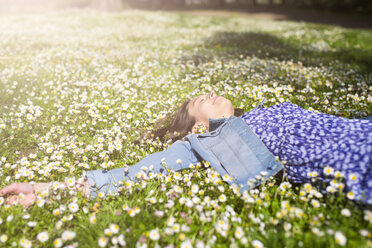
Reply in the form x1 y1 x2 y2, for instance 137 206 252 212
241 102 372 204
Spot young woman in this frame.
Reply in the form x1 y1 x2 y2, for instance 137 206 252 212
1 91 371 208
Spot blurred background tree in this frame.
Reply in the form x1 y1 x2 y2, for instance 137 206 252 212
0 0 370 15
91 0 123 11
126 0 371 14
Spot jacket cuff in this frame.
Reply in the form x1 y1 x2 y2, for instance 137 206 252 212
84 169 122 200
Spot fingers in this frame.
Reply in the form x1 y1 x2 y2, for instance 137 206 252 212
19 194 36 208
0 183 19 197
4 194 36 208
5 195 18 206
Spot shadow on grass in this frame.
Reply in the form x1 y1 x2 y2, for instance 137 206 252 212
132 4 372 29
180 31 372 75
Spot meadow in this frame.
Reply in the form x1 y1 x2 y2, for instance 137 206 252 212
0 8 371 248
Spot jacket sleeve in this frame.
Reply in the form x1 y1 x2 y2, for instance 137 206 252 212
84 140 199 199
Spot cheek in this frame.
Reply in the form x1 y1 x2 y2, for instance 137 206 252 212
198 105 212 120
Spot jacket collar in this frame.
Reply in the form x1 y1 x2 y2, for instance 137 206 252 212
208 115 236 132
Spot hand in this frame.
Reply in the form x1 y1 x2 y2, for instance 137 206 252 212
0 182 48 208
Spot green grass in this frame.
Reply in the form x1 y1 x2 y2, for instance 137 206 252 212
0 9 371 248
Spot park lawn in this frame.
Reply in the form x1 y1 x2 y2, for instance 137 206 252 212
0 8 371 248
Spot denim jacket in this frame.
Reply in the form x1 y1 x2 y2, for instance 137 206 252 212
85 100 283 199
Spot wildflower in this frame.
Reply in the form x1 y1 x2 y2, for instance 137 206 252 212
134 206 141 214
334 171 344 178
19 238 32 248
118 234 126 246
334 231 347 246
191 184 199 194
260 171 268 177
149 228 160 241
100 162 109 169
283 222 292 231
98 192 105 198
110 224 120 234
218 194 227 202
308 171 318 178
37 198 45 207
174 173 182 180
53 209 60 216
111 236 118 245
281 200 290 209
346 191 355 200
311 199 320 208
179 197 186 205
61 230 76 241
68 202 79 213
28 221 37 227
37 231 49 242
180 239 193 248
279 182 291 191
98 237 108 247
234 226 244 239
125 181 133 188
53 238 63 248
364 210 372 222
185 199 194 208
195 240 205 248
172 223 180 233
252 239 264 248
223 174 232 182
154 210 164 217
341 208 351 217
360 229 369 237
128 208 136 217
148 197 157 204
323 166 334 176
66 177 76 187
336 183 345 190
0 234 8 243
326 185 336 193
312 227 321 236
104 228 112 236
90 215 97 224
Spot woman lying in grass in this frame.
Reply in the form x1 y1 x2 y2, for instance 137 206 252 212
1 91 371 208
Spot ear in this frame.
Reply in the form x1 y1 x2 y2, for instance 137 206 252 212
191 121 209 134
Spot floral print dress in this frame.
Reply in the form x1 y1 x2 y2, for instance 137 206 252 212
241 102 372 204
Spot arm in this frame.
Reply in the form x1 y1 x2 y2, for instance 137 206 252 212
0 140 198 206
85 139 199 199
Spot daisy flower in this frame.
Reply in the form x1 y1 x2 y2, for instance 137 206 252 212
149 228 160 241
37 231 49 242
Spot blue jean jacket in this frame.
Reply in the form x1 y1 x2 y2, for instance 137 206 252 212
85 100 283 199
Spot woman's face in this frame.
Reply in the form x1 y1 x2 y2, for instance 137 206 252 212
188 91 234 128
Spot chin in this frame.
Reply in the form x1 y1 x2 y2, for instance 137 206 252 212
220 98 234 115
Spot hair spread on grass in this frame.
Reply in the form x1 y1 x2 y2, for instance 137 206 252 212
137 100 244 145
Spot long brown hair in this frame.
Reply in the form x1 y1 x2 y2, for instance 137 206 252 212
137 100 244 144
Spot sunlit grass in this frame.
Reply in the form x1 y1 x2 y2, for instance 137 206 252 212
0 9 371 248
